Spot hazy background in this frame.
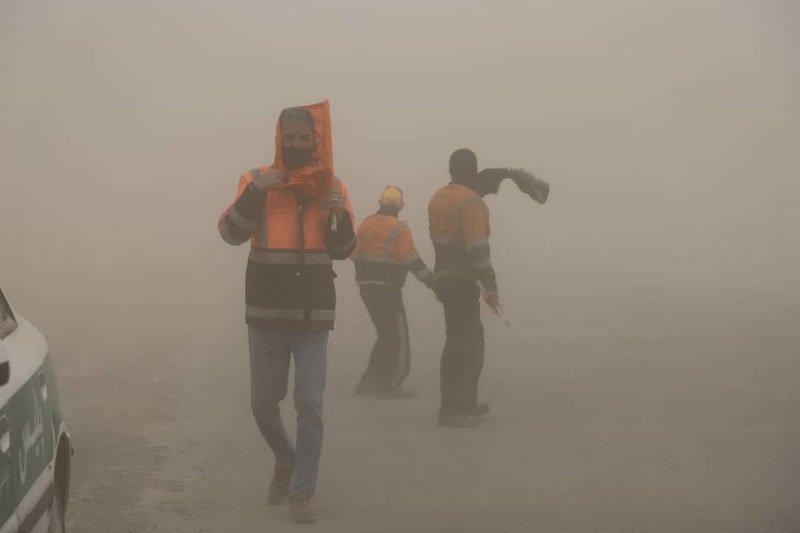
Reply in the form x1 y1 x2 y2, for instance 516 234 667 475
1 1 799 531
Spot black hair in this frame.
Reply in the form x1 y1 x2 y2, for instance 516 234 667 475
449 148 478 182
279 107 315 129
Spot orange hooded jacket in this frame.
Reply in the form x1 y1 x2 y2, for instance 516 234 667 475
218 101 356 330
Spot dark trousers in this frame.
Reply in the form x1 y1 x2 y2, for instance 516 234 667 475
357 284 411 390
438 280 484 415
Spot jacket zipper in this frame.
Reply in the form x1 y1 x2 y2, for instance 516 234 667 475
296 197 309 323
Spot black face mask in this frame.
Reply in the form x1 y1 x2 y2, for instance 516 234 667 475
283 147 314 169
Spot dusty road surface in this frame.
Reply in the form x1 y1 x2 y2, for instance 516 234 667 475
51 314 799 533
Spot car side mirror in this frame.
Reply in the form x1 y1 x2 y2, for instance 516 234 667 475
0 343 9 387
0 289 15 386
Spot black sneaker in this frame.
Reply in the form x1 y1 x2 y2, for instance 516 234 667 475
468 403 490 417
267 464 293 505
288 497 317 524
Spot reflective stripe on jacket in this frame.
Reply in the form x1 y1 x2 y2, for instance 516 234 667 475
428 183 497 292
218 170 356 330
351 213 433 289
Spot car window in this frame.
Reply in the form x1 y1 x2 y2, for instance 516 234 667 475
0 290 17 339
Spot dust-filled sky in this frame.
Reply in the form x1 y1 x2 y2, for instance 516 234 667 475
2 0 798 347
2 1 800 530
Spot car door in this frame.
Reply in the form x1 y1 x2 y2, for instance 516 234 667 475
0 296 20 532
0 289 56 532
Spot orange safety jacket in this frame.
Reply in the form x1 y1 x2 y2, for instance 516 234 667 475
351 212 433 289
218 101 356 330
428 183 497 292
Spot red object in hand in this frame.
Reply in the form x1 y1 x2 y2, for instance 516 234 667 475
482 290 500 315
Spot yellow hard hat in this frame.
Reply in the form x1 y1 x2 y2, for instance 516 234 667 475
379 186 404 209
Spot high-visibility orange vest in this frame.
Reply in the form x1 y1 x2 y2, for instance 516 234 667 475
351 213 433 289
428 183 497 292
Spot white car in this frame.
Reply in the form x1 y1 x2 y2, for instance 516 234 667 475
0 289 71 533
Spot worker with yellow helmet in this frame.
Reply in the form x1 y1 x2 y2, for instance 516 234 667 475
350 186 435 398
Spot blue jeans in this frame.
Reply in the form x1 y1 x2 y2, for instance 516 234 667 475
248 326 328 499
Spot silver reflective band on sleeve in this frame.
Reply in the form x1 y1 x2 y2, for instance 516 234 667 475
248 249 333 266
310 309 336 322
246 307 307 320
465 239 489 252
228 206 257 231
471 258 493 270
